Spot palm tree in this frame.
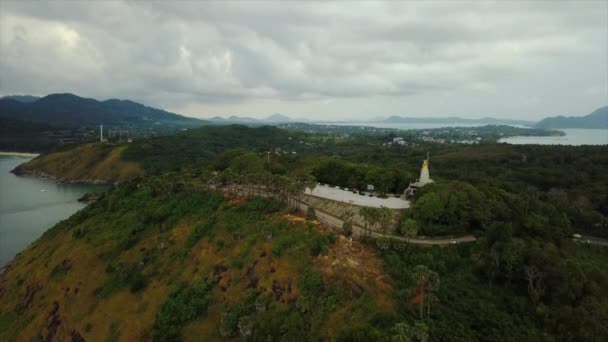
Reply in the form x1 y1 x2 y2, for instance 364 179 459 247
260 171 270 197
425 272 440 319
412 265 440 320
378 207 393 236
305 175 318 195
390 322 410 342
391 321 429 342
402 219 418 242
273 175 283 202
294 181 306 208
413 265 429 320
253 172 262 197
359 206 380 237
342 209 355 236
426 292 439 319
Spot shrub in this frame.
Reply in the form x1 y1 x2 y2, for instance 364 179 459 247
72 227 86 239
219 289 258 338
335 325 384 342
281 311 305 340
228 248 250 269
248 197 283 214
300 269 324 298
130 273 148 293
152 279 216 341
310 236 328 256
306 207 316 221
97 262 148 297
272 233 300 257
184 219 217 251
219 311 239 338
343 222 353 236
327 232 337 244
49 260 71 279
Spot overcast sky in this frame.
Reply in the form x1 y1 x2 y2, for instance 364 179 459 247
1 1 606 120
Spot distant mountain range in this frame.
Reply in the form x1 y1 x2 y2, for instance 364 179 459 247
535 106 608 129
208 114 537 127
208 113 292 124
378 116 535 126
2 95 41 103
0 93 205 128
209 107 608 129
1 93 605 130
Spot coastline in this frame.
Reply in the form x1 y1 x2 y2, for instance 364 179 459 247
10 167 113 185
0 151 40 157
10 166 117 185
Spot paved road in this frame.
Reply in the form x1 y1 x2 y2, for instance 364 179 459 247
305 185 410 209
573 235 608 247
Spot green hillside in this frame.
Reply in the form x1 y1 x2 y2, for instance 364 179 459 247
0 177 395 341
12 125 311 182
2 123 608 340
1 168 607 341
13 142 144 183
14 126 608 239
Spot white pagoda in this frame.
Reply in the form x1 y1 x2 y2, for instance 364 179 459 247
404 153 434 198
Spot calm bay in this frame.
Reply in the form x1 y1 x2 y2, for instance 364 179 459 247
0 156 107 267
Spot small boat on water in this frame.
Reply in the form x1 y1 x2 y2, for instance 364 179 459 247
39 189 46 192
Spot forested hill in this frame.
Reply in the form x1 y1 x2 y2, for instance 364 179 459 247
12 125 311 182
535 106 608 129
3 123 608 340
0 93 205 128
0 95 40 103
0 178 396 341
2 159 607 341
0 117 67 153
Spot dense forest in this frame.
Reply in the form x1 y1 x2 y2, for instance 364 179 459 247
3 124 607 341
16 125 608 238
0 118 69 152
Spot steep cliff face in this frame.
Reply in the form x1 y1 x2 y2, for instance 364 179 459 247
12 143 144 184
0 183 394 341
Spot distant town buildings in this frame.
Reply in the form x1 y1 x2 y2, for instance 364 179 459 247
384 134 481 146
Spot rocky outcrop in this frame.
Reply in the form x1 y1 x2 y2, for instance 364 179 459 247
77 192 103 203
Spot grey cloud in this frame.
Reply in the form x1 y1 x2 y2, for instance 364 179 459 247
0 1 605 119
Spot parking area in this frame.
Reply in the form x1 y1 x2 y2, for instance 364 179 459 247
305 184 410 209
